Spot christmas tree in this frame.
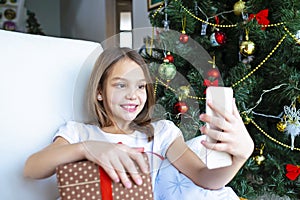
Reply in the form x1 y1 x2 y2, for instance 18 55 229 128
141 0 300 199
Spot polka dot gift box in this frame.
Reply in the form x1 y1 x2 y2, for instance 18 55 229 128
56 154 153 200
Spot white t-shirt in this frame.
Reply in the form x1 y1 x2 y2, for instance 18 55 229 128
53 119 182 189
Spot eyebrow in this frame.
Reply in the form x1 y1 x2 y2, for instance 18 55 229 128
111 77 147 82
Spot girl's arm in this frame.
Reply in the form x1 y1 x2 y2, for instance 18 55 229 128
166 99 254 190
23 137 149 188
23 137 85 179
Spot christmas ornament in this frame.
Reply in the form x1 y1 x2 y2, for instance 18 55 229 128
158 59 177 84
248 9 269 30
276 120 287 132
179 31 189 44
283 103 300 150
210 30 226 47
254 155 266 165
207 68 220 78
164 52 174 63
286 164 300 181
177 85 190 101
207 56 220 78
179 16 189 43
174 101 189 114
240 29 255 56
240 40 255 56
243 116 251 125
233 0 246 16
162 0 169 31
253 144 266 165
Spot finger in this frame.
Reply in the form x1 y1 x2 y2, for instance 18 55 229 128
201 126 227 142
100 161 120 183
207 99 233 122
201 139 228 152
232 98 242 119
120 154 145 186
112 158 134 188
130 151 149 174
201 113 230 132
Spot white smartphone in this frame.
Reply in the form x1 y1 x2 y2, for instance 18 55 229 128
205 86 233 169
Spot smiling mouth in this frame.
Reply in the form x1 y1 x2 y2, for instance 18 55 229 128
121 104 138 112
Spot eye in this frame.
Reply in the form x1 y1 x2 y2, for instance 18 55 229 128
114 82 126 88
138 83 146 89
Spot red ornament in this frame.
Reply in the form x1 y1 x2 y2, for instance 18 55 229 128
165 52 174 63
179 33 189 44
215 31 226 45
174 101 189 114
207 68 220 78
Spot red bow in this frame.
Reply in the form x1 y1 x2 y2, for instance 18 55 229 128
286 164 300 181
203 79 219 94
204 79 218 87
249 9 269 30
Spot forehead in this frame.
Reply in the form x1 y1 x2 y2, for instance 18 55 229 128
109 58 145 79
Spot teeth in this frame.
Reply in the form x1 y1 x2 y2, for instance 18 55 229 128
122 105 136 108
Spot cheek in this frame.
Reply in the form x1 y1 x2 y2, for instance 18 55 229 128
110 93 123 104
139 91 147 104
106 88 123 105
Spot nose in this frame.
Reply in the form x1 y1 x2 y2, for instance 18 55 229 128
125 88 137 100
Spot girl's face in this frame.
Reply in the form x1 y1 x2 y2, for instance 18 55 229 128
103 58 147 128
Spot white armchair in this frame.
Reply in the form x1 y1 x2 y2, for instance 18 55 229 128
0 30 103 199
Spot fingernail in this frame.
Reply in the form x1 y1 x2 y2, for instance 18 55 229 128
199 126 204 132
125 181 132 188
136 178 142 185
114 178 120 183
199 114 204 120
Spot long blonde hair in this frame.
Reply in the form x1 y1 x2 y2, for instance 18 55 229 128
87 47 155 141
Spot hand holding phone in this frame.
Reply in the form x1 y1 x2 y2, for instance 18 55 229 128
205 86 233 169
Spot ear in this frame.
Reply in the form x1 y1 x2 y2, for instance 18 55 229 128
97 93 103 101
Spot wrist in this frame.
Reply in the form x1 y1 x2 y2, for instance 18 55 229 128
78 141 90 159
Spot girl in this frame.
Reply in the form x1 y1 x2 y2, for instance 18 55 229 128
24 47 254 198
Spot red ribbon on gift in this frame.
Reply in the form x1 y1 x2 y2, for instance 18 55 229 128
99 167 113 200
248 9 270 30
286 164 300 181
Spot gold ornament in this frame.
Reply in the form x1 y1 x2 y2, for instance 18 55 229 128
243 116 251 125
276 121 287 132
254 155 266 165
253 143 266 165
177 86 190 101
240 40 255 56
233 0 246 16
240 29 255 56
